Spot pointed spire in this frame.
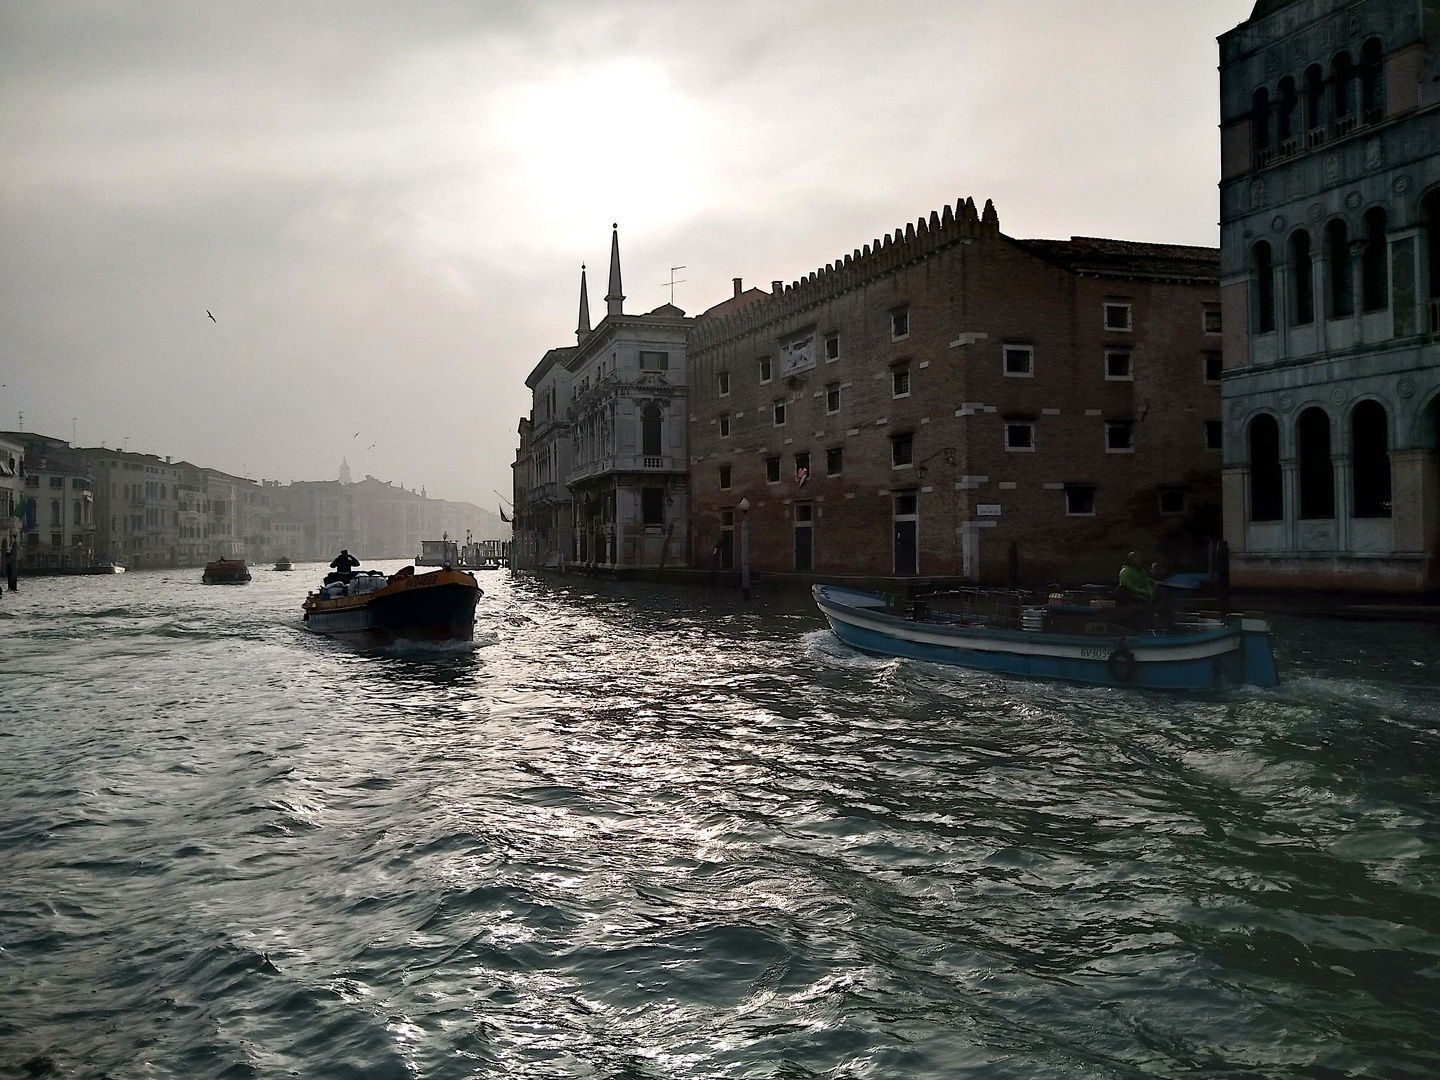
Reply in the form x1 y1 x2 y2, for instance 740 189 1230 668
605 223 624 317
576 263 591 343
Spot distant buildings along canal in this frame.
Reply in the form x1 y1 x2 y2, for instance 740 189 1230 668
1219 0 1440 592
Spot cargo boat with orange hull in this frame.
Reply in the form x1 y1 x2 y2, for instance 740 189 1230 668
302 566 481 646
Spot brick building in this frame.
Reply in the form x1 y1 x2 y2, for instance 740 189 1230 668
1218 0 1440 593
686 197 1224 584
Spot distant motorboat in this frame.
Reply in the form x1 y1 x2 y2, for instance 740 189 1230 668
274 557 293 571
202 558 251 584
95 561 126 574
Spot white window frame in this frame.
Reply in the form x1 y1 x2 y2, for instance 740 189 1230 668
765 456 781 484
719 413 731 438
1003 344 1034 378
891 367 911 399
824 332 840 362
891 432 914 469
1065 485 1096 517
718 465 732 491
758 356 772 384
1204 420 1223 451
826 446 843 476
718 371 731 397
825 383 841 414
1203 351 1223 384
1203 307 1222 335
1004 421 1036 452
1105 419 1135 453
1104 349 1132 382
773 400 787 427
1104 302 1132 331
890 307 910 341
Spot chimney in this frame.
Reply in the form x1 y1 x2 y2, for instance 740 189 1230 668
771 280 783 294
732 277 742 297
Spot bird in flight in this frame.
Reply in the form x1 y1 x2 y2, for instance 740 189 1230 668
353 431 361 438
366 443 376 450
206 310 216 322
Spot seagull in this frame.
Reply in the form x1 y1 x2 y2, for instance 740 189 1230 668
366 443 376 450
353 431 361 438
206 310 216 322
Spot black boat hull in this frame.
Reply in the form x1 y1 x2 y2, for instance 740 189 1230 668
305 580 480 645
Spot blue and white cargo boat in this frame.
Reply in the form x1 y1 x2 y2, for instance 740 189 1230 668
813 584 1278 690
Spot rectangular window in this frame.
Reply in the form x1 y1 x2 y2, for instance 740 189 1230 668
641 487 665 524
1104 350 1132 380
639 351 668 371
1203 308 1222 334
1065 485 1096 516
794 451 811 484
826 446 843 476
719 413 731 438
759 356 772 383
718 371 730 397
1005 421 1035 452
50 476 64 488
892 367 910 398
718 465 732 490
1105 419 1135 452
1003 345 1034 377
773 400 787 426
825 332 840 360
765 456 781 483
891 307 909 340
1159 488 1188 515
1204 420 1223 450
1204 351 1223 383
891 432 914 467
826 383 841 413
1104 302 1132 331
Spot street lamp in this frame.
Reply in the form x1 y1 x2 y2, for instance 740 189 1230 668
738 497 751 599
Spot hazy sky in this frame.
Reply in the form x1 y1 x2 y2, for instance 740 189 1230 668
1 0 1254 509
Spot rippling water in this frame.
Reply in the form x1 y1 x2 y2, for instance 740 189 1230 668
2 565 1439 1079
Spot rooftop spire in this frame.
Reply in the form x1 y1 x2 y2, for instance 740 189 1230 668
605 223 624 317
576 263 591 343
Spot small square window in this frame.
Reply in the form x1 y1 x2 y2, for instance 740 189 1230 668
892 367 910 398
894 491 918 516
718 371 731 397
1105 419 1134 452
1105 350 1132 380
795 502 813 523
1204 420 1223 450
826 446 843 476
1005 422 1035 452
891 308 910 340
1203 308 1222 334
826 383 841 414
773 400 787 426
718 465 732 490
1065 485 1096 516
891 432 913 467
1204 351 1223 383
640 351 668 371
1159 488 1188 515
825 333 840 360
759 356 772 383
719 413 731 438
1104 303 1132 331
795 451 811 483
1003 345 1033 377
765 456 781 483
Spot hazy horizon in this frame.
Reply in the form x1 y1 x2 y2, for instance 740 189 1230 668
1 0 1254 510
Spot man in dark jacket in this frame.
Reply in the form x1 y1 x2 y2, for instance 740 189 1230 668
328 549 360 583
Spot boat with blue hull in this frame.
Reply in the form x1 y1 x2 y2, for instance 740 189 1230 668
813 584 1278 690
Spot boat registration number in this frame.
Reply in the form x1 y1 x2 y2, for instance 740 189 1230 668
1079 646 1113 660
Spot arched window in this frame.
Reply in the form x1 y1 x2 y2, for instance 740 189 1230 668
1362 207 1388 311
50 499 61 527
1304 64 1325 137
1351 400 1391 518
1332 52 1355 133
1276 76 1298 149
1252 87 1272 161
1253 241 1275 333
1360 38 1384 123
1327 219 1353 317
1249 415 1283 521
641 403 663 457
1298 407 1335 519
1292 230 1314 325
73 500 82 526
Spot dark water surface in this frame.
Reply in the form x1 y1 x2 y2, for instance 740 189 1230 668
3 565 1439 1079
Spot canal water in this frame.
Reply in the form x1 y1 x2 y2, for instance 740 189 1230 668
1 565 1438 1079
